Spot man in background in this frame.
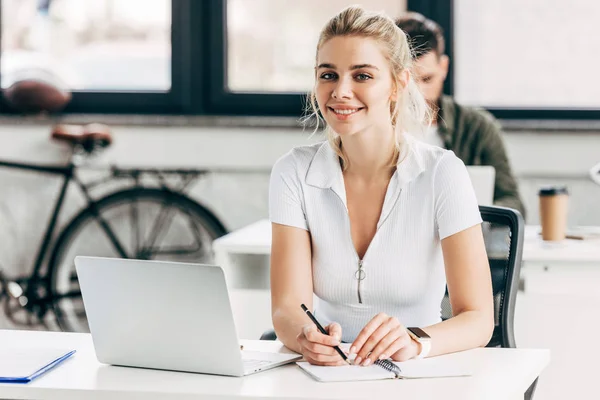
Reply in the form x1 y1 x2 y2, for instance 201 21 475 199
396 13 526 218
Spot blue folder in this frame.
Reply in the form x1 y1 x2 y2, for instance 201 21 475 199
0 349 76 384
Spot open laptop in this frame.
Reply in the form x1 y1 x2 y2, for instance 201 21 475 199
466 166 496 206
74 256 301 377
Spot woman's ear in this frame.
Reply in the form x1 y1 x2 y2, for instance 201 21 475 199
390 70 410 101
399 69 410 89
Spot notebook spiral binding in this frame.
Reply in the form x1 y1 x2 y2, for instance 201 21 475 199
374 359 402 378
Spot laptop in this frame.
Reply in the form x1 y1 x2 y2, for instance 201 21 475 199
74 256 301 377
466 166 496 206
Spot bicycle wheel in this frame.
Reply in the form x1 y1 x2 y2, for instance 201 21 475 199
48 187 227 332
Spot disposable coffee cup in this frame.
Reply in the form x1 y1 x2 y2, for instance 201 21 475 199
538 186 569 241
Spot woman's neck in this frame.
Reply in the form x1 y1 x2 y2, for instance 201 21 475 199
341 127 397 181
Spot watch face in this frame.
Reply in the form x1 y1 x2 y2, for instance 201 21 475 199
407 327 431 340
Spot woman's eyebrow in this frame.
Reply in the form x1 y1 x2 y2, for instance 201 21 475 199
317 63 336 69
316 63 379 70
350 64 379 70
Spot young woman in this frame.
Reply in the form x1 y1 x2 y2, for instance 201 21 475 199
269 6 493 367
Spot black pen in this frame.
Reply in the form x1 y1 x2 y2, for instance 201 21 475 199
300 304 351 365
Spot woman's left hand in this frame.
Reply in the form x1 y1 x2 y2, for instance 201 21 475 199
350 313 420 365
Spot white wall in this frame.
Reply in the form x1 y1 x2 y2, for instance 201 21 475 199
0 122 599 279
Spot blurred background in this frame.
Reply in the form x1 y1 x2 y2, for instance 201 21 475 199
0 1 599 399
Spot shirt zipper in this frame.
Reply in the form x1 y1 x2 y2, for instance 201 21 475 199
330 188 371 305
357 259 364 304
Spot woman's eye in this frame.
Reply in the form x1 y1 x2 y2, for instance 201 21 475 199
356 73 372 81
320 73 336 80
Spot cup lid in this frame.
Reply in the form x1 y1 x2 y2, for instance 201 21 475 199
539 186 568 196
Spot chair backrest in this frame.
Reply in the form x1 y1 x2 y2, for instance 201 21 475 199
440 205 524 348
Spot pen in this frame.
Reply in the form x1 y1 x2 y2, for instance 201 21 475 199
300 303 351 365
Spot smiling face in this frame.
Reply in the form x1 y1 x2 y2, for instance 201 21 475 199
315 36 397 137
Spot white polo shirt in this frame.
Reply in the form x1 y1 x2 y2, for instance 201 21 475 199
269 135 482 342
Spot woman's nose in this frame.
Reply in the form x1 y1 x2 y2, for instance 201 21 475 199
332 78 353 99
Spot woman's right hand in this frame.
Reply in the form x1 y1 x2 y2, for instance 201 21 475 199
296 322 346 366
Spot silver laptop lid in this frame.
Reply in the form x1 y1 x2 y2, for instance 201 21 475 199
75 256 245 376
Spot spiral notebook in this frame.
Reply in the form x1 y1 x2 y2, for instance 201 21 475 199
297 357 472 382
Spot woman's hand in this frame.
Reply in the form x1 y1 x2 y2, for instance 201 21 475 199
296 322 346 366
350 313 420 365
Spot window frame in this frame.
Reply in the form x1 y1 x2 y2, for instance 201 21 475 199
203 0 314 116
421 0 600 120
1 0 597 120
0 0 192 115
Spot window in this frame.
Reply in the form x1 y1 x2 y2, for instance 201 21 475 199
454 0 600 110
205 0 407 115
0 0 183 114
226 0 407 93
2 0 589 119
1 0 171 92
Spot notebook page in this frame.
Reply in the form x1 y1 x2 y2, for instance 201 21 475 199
0 348 73 378
297 362 395 382
395 357 473 379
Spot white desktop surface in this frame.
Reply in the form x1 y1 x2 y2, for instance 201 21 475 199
0 329 548 400
523 225 600 266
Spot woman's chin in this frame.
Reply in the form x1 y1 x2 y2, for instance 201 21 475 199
325 120 362 136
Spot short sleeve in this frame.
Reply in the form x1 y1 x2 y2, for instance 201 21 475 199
268 152 309 231
434 151 483 240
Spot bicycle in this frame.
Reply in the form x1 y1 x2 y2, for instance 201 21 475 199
0 124 228 333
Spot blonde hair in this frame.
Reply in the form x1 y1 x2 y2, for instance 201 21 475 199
304 5 431 169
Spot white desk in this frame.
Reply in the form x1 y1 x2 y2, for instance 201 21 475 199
523 225 600 267
0 329 548 400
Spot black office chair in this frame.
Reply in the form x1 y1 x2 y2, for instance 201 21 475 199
261 205 536 399
441 205 523 346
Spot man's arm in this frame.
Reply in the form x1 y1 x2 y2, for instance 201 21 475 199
477 115 527 219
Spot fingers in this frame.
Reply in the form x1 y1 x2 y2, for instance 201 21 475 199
326 322 342 342
350 313 388 357
297 323 346 366
302 324 341 347
351 314 406 366
297 334 339 356
371 329 411 362
391 338 420 362
302 346 347 365
303 353 347 366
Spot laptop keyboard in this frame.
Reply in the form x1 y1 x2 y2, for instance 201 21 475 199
243 358 272 370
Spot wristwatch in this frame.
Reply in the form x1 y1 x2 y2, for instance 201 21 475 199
406 327 432 359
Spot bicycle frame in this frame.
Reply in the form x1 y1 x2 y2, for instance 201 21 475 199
0 141 230 331
0 160 75 284
0 159 129 303
0 148 222 318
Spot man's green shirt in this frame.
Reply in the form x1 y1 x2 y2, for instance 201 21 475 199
437 95 526 218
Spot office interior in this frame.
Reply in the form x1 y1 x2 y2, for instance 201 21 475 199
0 0 597 399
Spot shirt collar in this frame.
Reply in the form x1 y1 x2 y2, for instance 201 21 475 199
305 141 347 204
305 136 426 215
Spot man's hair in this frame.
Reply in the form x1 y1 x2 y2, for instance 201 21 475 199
395 12 445 58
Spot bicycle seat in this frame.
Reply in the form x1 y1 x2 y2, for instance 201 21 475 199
51 123 113 150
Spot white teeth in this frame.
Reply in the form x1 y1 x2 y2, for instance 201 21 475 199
332 108 359 115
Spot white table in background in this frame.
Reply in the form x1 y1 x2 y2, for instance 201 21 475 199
0 329 548 400
521 225 600 294
523 225 600 266
213 219 600 282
